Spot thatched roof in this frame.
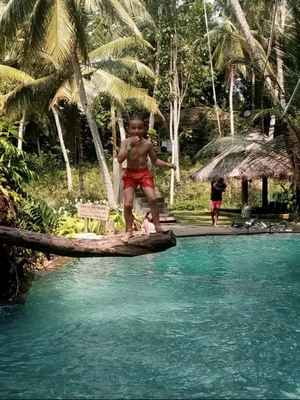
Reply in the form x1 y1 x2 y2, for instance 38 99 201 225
192 134 292 181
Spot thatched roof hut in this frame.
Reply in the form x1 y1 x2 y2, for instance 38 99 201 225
191 134 292 207
192 136 292 181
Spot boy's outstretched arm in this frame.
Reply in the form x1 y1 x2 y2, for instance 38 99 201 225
149 144 176 169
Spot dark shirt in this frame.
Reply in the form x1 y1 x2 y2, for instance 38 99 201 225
211 182 226 201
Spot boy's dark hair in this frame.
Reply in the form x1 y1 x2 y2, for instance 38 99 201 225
123 111 149 138
128 112 147 125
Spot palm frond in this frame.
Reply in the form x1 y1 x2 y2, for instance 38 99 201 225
89 57 155 80
43 0 76 66
51 78 78 105
66 0 89 63
250 107 283 124
0 0 37 54
90 0 143 38
0 71 67 116
115 56 155 79
26 0 51 59
89 35 152 61
84 68 160 113
116 56 155 79
118 0 155 27
0 65 34 84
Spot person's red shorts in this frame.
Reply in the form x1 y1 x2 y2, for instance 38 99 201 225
122 168 155 190
211 200 222 209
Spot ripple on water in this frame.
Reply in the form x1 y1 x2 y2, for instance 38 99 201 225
0 235 300 399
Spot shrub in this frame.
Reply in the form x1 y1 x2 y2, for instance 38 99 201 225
17 198 59 233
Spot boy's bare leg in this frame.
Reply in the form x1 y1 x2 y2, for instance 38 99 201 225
143 186 163 233
123 186 135 241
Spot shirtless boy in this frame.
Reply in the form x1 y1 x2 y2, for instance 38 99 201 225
117 115 175 240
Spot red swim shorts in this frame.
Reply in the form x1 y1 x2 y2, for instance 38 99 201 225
122 168 155 190
211 200 222 209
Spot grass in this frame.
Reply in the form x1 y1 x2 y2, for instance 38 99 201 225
25 160 292 224
24 163 106 209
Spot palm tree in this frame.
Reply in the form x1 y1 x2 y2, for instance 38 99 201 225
203 0 222 137
209 18 247 136
0 34 159 198
0 0 154 208
0 65 74 192
84 35 160 203
229 0 300 210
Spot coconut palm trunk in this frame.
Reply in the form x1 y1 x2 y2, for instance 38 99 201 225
111 103 121 204
169 35 176 207
169 100 175 207
51 106 73 192
149 18 161 131
17 111 26 151
148 43 160 130
78 129 85 195
230 0 300 210
275 0 287 110
275 0 300 210
170 33 180 182
251 71 255 111
203 0 222 136
116 111 126 141
229 65 235 136
116 110 127 205
72 55 117 209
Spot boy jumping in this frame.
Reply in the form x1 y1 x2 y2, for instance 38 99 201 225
117 114 175 241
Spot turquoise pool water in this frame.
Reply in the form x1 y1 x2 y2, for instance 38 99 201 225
1 235 300 399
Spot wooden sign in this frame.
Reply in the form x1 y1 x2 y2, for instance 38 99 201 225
78 203 110 221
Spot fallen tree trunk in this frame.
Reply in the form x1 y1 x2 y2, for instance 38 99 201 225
0 226 176 257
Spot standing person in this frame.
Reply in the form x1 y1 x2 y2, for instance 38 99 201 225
210 177 227 226
117 114 175 241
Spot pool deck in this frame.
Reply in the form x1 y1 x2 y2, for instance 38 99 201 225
166 223 300 237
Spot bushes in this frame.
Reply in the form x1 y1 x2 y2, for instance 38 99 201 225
17 198 59 233
0 121 35 191
55 215 85 237
24 163 106 209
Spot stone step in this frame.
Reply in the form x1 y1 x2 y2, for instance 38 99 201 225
139 198 166 204
176 215 231 221
160 216 177 223
134 193 174 223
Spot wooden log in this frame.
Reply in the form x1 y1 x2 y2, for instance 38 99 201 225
0 226 176 257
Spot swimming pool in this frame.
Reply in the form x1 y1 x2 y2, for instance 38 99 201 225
1 235 300 399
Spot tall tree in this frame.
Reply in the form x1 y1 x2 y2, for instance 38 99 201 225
0 65 74 192
209 18 247 136
230 0 300 210
0 0 153 208
204 0 222 137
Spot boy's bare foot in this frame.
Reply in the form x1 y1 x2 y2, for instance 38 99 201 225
122 231 134 243
154 225 169 234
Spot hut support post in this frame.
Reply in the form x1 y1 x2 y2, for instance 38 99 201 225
241 177 249 205
262 176 268 209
